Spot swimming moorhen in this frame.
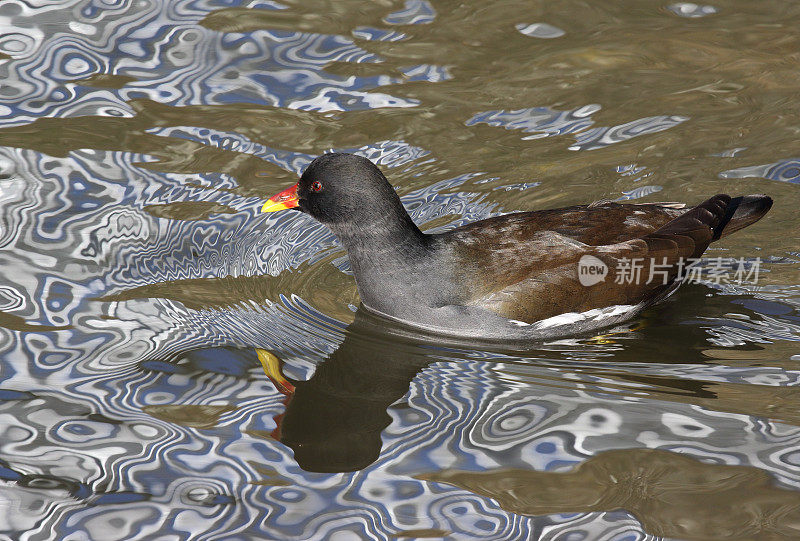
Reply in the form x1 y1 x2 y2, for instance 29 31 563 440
262 153 772 340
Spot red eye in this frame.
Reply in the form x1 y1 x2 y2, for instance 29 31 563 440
311 180 323 192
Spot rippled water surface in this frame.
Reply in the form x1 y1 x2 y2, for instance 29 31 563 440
1 1 799 539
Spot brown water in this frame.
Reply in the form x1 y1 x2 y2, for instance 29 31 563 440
0 0 798 539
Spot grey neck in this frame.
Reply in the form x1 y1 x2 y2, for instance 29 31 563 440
327 213 439 312
330 212 430 267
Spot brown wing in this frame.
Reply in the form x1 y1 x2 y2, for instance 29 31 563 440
451 196 733 323
448 200 686 248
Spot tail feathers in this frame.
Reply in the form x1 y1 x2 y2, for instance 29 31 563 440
653 194 729 258
651 193 772 259
713 194 773 240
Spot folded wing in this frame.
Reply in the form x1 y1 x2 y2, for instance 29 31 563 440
463 194 771 323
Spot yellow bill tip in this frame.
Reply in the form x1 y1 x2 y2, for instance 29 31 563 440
261 200 292 213
256 348 295 395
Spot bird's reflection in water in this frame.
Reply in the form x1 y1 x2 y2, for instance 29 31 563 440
259 310 438 473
